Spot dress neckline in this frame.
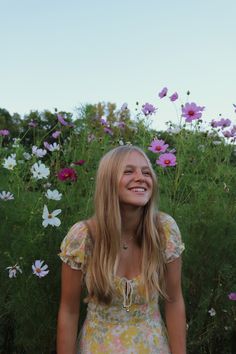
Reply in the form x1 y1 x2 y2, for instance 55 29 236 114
114 273 141 282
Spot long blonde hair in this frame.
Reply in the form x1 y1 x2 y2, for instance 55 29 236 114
87 145 167 304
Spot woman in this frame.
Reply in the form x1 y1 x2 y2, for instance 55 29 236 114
57 145 186 354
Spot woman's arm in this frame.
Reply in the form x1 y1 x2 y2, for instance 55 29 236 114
57 263 83 354
164 257 186 354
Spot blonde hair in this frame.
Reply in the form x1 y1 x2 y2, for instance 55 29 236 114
87 145 167 304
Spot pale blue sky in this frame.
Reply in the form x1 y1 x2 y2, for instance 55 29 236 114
1 0 236 129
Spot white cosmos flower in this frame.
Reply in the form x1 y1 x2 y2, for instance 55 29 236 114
23 152 31 160
32 145 47 158
42 205 61 227
6 264 22 278
32 260 49 278
45 142 60 152
2 155 17 170
0 191 14 201
208 308 216 317
31 161 50 180
45 189 62 201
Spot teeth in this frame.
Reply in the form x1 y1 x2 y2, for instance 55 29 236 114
131 188 145 192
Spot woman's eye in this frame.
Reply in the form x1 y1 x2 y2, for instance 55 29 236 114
143 171 151 176
124 170 132 174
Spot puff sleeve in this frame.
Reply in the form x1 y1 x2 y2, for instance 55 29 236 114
58 221 92 273
160 213 185 263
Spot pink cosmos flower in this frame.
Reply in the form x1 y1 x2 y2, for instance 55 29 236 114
169 92 178 102
28 121 37 128
117 121 126 129
52 130 61 139
57 168 77 182
211 119 219 128
148 139 169 153
228 292 236 301
44 141 51 150
141 103 156 116
182 102 205 122
231 126 236 136
158 87 168 98
0 129 10 136
217 118 231 128
57 114 74 127
100 117 107 126
104 127 113 136
223 131 232 138
156 153 176 167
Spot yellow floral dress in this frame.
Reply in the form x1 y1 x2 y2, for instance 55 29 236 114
59 212 185 354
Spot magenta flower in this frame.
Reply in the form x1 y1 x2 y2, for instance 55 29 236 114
148 139 169 153
169 92 178 102
141 103 156 116
52 130 61 139
57 168 77 182
158 87 168 98
57 114 74 127
182 102 205 122
0 129 10 136
228 292 236 301
156 153 176 167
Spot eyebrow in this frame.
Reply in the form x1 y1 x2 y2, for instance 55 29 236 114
124 164 151 169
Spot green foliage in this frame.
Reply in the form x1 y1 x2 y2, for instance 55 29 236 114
0 103 236 353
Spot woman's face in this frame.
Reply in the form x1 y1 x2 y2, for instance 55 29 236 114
118 151 153 208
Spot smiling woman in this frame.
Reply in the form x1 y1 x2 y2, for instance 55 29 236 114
57 145 186 354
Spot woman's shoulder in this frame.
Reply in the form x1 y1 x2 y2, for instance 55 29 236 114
157 211 177 226
59 219 93 271
65 217 95 240
157 211 185 262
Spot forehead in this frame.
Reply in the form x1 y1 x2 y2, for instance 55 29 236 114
122 151 150 167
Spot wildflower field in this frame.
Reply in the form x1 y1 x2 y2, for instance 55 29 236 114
0 88 236 354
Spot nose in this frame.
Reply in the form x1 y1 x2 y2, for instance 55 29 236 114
134 169 144 181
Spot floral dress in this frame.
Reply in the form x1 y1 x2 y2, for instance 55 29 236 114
59 212 185 354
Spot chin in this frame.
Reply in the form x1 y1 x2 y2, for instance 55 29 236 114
121 199 150 208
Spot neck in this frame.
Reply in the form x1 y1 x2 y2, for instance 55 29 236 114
120 206 143 235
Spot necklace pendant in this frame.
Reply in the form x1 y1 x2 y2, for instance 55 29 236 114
122 244 128 250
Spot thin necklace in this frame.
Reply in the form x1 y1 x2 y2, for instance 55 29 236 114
121 236 134 250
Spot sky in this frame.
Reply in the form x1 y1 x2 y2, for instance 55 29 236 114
1 0 236 130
